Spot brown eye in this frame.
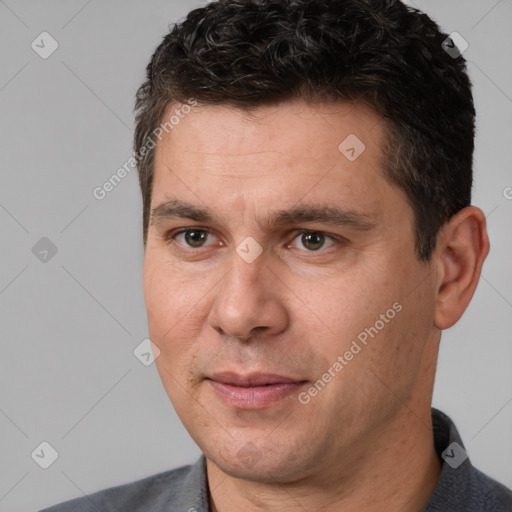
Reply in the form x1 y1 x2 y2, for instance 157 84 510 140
290 230 341 253
175 229 211 248
301 232 325 251
290 231 336 252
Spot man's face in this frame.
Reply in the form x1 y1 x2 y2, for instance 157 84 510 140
143 100 439 483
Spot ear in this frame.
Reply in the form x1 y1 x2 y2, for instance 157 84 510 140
433 206 490 330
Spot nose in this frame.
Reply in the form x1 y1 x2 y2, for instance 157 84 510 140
207 250 289 342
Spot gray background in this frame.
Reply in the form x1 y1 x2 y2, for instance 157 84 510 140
0 1 510 510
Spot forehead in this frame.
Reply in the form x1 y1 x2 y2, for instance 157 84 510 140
150 99 403 225
155 99 384 166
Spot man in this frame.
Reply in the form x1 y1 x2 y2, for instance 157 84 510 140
41 0 512 510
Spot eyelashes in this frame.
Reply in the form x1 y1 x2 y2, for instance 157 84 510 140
165 228 343 255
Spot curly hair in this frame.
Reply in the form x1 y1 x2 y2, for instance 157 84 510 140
134 0 475 260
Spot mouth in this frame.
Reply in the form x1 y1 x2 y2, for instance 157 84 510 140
206 372 308 409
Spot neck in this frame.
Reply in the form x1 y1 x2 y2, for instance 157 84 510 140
207 405 442 512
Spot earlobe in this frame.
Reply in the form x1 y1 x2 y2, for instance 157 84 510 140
433 206 490 330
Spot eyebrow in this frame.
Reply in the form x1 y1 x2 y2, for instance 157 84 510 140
150 198 376 231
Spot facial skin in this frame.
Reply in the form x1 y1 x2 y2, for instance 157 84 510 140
143 99 489 511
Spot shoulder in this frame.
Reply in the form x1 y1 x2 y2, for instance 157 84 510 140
426 408 512 512
427 464 512 512
39 457 207 512
471 467 512 511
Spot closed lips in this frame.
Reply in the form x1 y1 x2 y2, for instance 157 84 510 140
208 372 306 386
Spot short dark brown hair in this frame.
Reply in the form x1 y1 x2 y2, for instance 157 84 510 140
134 0 475 260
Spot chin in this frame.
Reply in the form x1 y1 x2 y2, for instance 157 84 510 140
207 442 313 484
216 458 292 483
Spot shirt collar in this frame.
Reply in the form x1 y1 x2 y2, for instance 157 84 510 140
424 407 478 510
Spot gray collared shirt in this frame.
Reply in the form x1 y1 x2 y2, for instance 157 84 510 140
40 408 512 511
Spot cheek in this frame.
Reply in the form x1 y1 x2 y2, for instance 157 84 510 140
308 264 399 343
303 258 428 385
143 256 206 347
356 267 437 399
